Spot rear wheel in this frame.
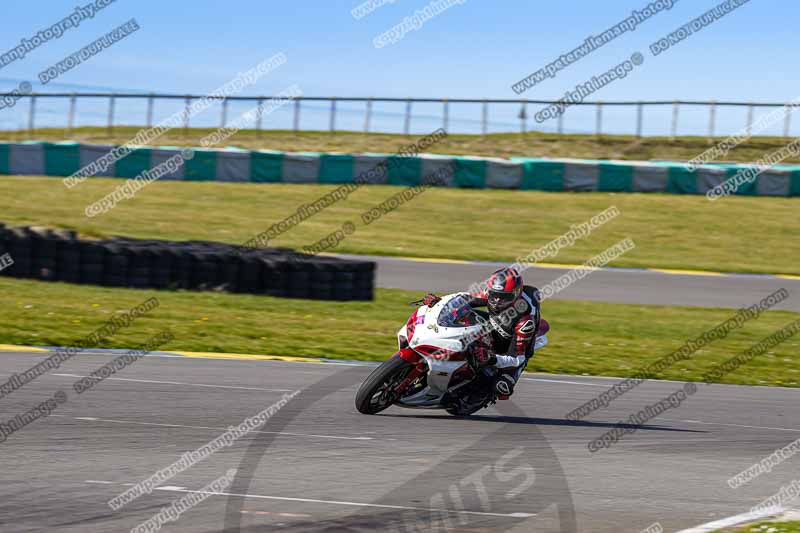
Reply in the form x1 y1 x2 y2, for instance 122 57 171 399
445 384 492 416
355 357 413 415
446 401 488 417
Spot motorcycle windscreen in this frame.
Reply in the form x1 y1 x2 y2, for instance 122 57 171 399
436 295 479 328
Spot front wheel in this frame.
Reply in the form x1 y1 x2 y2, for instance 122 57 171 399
355 356 413 415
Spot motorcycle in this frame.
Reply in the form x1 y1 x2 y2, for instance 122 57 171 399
355 292 548 416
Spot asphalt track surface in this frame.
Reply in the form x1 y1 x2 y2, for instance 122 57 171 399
2 350 800 532
332 254 800 312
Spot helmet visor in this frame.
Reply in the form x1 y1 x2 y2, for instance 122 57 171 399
488 290 515 310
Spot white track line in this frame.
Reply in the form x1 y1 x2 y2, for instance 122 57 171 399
614 438 729 447
522 378 610 388
656 417 800 433
86 479 535 519
50 373 292 392
241 510 312 518
151 485 536 519
149 354 374 367
676 507 784 532
4 348 800 392
69 415 374 441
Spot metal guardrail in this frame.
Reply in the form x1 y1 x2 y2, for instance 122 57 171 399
14 93 800 140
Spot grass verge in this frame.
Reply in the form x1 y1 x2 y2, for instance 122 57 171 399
715 520 800 532
2 278 799 388
1 176 798 275
4 127 800 163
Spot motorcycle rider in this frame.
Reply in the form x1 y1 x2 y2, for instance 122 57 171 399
422 267 547 399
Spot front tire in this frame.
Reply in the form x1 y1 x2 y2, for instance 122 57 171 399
355 356 413 415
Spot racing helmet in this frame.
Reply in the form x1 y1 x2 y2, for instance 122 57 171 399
486 267 523 314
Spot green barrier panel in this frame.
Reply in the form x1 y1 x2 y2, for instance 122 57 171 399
666 165 697 194
791 170 800 197
116 147 152 178
184 150 217 181
521 160 565 191
250 151 283 183
318 154 354 184
387 156 422 186
598 162 634 192
43 142 80 176
13 141 800 196
454 158 486 188
0 144 9 174
727 166 758 196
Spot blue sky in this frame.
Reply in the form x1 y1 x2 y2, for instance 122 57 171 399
0 0 797 135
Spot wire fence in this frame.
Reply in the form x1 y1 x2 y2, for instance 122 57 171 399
5 92 800 139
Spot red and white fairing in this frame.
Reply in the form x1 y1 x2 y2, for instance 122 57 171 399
393 293 488 407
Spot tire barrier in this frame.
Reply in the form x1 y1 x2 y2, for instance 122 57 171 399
0 224 375 301
2 142 799 196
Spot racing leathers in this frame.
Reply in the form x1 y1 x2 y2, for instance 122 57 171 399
468 286 541 396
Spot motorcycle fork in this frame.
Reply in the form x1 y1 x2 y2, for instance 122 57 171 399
392 362 426 394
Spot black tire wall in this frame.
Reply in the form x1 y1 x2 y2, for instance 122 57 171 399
0 224 375 301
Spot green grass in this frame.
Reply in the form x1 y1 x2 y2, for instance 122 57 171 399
1 176 798 275
2 278 799 387
5 126 800 163
716 520 800 532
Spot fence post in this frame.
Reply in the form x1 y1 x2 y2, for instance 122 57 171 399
107 94 116 137
183 96 191 137
784 104 792 138
28 95 36 137
256 97 264 138
670 101 679 140
146 93 154 128
36 93 800 141
636 102 643 138
596 102 603 137
68 93 77 135
364 98 372 133
404 98 412 135
481 99 488 135
329 98 337 132
221 98 228 129
708 101 717 141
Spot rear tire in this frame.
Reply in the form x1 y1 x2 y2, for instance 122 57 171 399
446 402 487 417
445 384 492 416
355 357 413 415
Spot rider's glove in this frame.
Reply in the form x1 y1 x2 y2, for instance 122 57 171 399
422 293 441 307
472 345 497 367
